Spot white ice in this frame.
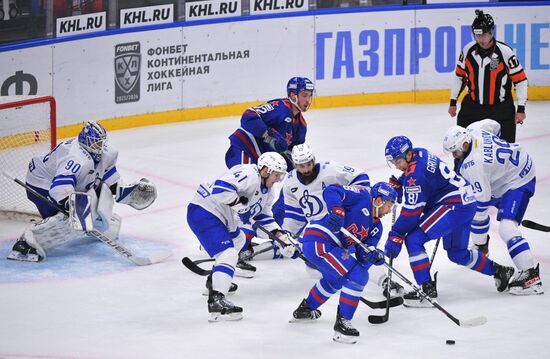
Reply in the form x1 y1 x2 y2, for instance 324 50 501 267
1 102 549 359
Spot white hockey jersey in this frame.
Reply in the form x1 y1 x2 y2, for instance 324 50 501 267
460 122 535 204
26 139 120 204
281 161 370 236
190 164 280 234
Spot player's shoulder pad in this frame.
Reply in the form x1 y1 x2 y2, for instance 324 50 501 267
69 139 95 164
286 169 296 179
101 143 119 164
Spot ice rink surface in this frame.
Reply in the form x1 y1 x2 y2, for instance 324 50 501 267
1 102 549 359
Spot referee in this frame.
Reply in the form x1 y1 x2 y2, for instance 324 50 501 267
448 9 528 143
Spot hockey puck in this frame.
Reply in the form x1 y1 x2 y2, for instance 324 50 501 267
446 340 456 345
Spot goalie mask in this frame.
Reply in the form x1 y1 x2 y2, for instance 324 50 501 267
79 121 107 162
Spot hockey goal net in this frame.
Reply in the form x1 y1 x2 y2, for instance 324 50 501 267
0 96 56 218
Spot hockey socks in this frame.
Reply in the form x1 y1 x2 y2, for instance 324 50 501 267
507 236 535 271
338 282 364 320
306 278 338 309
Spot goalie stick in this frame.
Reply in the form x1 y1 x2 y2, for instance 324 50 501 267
254 222 403 310
522 220 550 233
1 170 171 266
341 227 487 328
181 243 276 276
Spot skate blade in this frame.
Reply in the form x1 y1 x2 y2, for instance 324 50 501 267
333 332 358 344
6 251 42 262
235 269 255 278
403 298 437 308
288 317 320 323
208 312 243 322
202 287 237 296
509 284 544 296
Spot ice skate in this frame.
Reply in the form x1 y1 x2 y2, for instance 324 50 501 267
509 264 544 296
208 291 243 322
6 239 43 263
382 276 405 298
493 262 515 292
235 260 256 278
202 273 238 296
473 235 490 255
403 273 437 308
289 299 321 323
333 310 359 344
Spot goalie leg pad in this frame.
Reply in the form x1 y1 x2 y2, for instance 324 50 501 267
69 192 94 232
9 213 79 261
103 213 122 240
31 212 79 251
94 182 115 232
116 178 157 210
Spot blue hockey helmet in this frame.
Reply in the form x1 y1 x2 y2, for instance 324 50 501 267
385 136 413 163
371 182 398 203
287 77 314 97
78 121 107 161
472 9 494 35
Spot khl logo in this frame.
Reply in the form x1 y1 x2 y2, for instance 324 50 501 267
114 42 141 103
1 70 38 95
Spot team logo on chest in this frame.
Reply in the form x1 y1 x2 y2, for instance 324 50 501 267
299 189 324 217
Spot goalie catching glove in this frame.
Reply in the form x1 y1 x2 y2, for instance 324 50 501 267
116 178 157 210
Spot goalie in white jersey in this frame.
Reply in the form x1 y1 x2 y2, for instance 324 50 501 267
7 121 157 262
443 119 542 295
187 152 294 321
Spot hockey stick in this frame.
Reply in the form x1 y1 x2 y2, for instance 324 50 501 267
368 206 402 324
522 220 550 233
429 237 441 270
181 243 276 276
368 255 395 324
1 170 171 266
360 296 403 310
340 227 487 328
255 222 402 310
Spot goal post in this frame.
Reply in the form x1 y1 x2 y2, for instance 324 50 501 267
0 96 56 218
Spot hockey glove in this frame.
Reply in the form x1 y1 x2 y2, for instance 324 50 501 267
116 178 157 210
384 231 404 259
324 207 345 234
356 245 385 266
230 196 249 211
389 175 403 204
264 128 289 153
274 231 297 259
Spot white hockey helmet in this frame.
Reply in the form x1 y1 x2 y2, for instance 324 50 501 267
443 125 471 153
291 143 315 165
258 152 287 175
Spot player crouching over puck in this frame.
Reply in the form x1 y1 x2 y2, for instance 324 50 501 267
289 182 397 344
187 152 293 322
